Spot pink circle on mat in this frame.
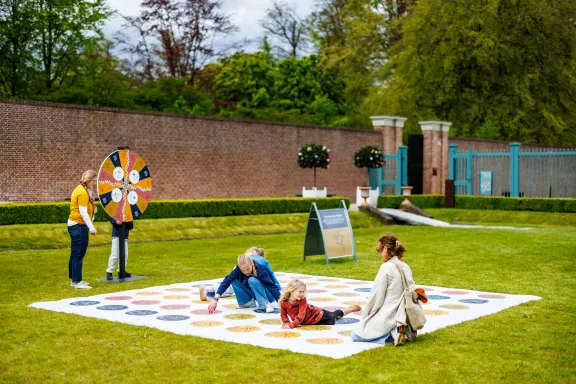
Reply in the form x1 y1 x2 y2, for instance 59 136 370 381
160 304 191 310
131 300 161 305
105 296 133 300
190 309 222 315
307 289 328 294
441 290 469 295
478 294 507 299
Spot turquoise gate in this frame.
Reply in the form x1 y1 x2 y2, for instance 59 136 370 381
449 143 576 197
369 146 408 195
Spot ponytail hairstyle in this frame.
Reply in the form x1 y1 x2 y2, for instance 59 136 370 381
376 233 407 261
80 170 97 187
245 247 265 257
237 253 257 276
279 279 306 302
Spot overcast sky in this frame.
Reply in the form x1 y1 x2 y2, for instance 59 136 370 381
104 0 317 53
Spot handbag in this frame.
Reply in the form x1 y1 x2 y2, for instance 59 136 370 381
392 261 427 330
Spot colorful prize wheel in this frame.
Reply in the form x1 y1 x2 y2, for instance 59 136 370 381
97 149 152 222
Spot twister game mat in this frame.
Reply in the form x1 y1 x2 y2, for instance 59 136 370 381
30 272 540 359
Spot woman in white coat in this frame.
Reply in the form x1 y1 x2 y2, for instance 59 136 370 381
351 234 416 346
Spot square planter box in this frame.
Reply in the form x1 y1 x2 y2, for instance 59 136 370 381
302 187 328 198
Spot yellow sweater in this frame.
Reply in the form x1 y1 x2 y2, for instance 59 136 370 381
68 185 94 224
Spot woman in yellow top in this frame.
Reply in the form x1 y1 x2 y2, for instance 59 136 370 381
68 170 98 289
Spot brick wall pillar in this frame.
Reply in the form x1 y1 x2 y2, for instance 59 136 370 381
420 121 452 194
369 116 407 154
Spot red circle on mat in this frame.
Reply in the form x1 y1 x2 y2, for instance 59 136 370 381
131 300 161 305
478 294 506 299
441 290 469 295
307 289 328 294
190 309 222 315
160 304 191 310
105 296 133 300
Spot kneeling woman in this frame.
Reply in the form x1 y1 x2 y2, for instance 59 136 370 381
208 253 281 313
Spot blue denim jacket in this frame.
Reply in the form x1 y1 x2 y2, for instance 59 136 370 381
217 258 281 300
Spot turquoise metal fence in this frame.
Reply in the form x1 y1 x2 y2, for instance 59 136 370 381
370 146 408 195
449 143 576 197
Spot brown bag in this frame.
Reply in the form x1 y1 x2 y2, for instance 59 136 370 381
392 261 427 330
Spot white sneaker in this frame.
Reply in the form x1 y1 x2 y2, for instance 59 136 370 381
237 299 257 309
265 303 275 313
199 285 208 301
74 281 92 290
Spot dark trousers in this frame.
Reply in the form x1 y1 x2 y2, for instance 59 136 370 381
316 309 345 325
68 224 89 283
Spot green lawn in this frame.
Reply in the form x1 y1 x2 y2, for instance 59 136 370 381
1 212 575 383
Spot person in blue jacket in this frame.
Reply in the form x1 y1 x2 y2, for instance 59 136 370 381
207 253 281 313
105 218 134 280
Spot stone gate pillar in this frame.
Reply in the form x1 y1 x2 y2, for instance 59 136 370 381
370 116 407 154
420 121 452 194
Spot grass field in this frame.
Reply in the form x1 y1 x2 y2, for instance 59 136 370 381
1 210 575 383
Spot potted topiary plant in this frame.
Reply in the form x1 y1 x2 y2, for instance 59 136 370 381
353 145 384 206
298 143 331 197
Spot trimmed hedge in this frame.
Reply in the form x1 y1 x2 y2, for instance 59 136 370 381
0 197 350 225
377 194 576 213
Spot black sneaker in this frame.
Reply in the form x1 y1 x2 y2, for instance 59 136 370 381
124 272 132 278
106 273 113 281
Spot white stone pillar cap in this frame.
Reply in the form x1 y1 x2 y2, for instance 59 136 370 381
370 116 408 128
419 121 452 132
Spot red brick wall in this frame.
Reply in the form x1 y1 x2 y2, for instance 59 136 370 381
0 99 382 202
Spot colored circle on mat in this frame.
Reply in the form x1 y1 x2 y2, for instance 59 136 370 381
424 309 449 316
157 315 190 321
335 318 360 325
459 299 489 304
97 305 129 311
306 338 344 345
190 309 221 315
259 318 283 325
191 300 210 304
163 295 190 300
299 325 332 331
307 289 328 294
478 294 506 299
441 290 469 295
136 291 162 296
428 295 451 300
343 301 367 306
440 304 470 310
338 330 352 336
160 304 191 310
277 280 289 284
325 285 349 289
220 296 236 300
308 297 336 302
104 296 133 301
254 308 281 314
305 282 319 286
126 310 158 316
131 300 161 305
347 281 369 285
165 288 190 292
317 278 340 282
222 303 238 309
190 320 224 327
226 326 261 333
224 314 256 320
333 292 359 297
265 331 301 338
354 288 372 292
70 301 100 306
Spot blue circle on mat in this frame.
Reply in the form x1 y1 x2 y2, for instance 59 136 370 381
354 288 372 292
157 315 190 321
126 310 158 316
459 299 489 304
335 317 360 325
428 295 451 300
97 305 129 311
254 308 281 314
70 301 100 306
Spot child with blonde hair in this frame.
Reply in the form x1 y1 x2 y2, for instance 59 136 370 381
280 279 361 329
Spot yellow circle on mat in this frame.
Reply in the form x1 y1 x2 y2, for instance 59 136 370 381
439 304 470 310
163 295 190 300
265 331 301 338
308 297 336 302
347 282 369 285
338 330 352 337
278 280 289 284
165 288 190 292
135 291 162 296
222 303 238 309
342 301 367 306
259 318 283 325
333 292 359 297
224 314 256 320
424 309 449 316
220 296 236 300
305 282 319 286
190 320 224 327
190 300 210 304
226 326 261 333
299 325 332 331
324 285 349 289
306 338 344 344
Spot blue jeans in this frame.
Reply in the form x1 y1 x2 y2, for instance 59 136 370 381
350 331 394 345
232 277 276 308
68 224 89 283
